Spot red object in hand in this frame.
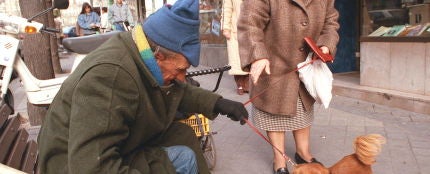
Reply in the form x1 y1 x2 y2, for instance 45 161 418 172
304 37 334 63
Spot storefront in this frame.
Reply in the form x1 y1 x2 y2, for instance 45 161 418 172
359 0 430 96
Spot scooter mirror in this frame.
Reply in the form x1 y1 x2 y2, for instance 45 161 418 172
53 0 69 9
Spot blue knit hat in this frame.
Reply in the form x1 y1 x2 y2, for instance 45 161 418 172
143 0 200 67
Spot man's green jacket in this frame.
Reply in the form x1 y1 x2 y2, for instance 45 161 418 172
38 32 221 174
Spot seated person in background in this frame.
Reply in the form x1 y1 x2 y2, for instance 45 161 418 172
37 0 248 174
77 2 100 36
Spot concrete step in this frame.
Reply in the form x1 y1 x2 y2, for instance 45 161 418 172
333 72 430 114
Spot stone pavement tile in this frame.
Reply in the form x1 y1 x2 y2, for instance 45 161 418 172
373 158 394 174
402 124 430 138
329 109 348 126
385 127 408 141
212 151 273 174
416 156 430 174
365 117 385 127
236 139 273 154
410 139 430 149
312 125 347 142
394 115 413 123
211 129 249 148
344 127 366 153
371 103 397 115
346 125 366 135
313 105 331 126
313 145 345 168
309 126 338 158
384 124 409 138
378 147 391 161
313 114 330 126
211 129 275 173
215 142 242 160
389 147 420 174
346 113 366 126
387 138 411 148
365 126 387 137
412 148 430 157
390 108 414 117
410 113 430 122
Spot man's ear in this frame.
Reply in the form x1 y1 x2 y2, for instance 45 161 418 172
154 51 166 61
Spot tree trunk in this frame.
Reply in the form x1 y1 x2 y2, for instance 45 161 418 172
19 0 55 126
46 0 63 74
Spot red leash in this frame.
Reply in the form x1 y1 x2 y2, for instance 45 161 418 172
244 119 297 166
241 58 318 167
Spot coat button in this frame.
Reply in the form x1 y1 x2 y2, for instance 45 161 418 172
299 47 305 51
301 22 308 26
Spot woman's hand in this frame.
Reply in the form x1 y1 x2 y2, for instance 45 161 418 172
320 46 329 54
223 29 231 40
250 59 270 84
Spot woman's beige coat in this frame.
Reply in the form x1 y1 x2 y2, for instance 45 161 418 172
238 0 339 115
222 0 248 75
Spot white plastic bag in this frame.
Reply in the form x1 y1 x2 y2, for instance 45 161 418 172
298 53 333 108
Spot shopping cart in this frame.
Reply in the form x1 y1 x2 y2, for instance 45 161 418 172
179 65 231 170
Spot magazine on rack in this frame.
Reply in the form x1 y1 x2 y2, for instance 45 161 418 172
369 26 391 36
383 25 406 36
406 23 430 36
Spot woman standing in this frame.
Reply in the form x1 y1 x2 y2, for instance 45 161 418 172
222 0 249 95
237 0 339 174
77 2 100 36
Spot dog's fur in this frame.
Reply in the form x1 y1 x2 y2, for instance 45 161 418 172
292 134 386 174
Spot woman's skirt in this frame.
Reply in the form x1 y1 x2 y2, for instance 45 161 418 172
251 97 314 131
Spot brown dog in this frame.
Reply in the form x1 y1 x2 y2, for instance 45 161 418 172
292 134 386 174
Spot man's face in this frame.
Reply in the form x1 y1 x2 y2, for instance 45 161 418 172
156 50 190 85
117 0 123 4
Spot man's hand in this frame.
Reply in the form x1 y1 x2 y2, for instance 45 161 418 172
250 59 270 84
213 98 248 125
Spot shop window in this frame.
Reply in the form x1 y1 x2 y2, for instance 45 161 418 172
362 0 430 37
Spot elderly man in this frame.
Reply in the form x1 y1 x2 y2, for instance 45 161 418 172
37 0 248 173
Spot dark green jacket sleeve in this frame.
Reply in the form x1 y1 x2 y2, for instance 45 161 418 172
68 64 142 174
178 83 221 120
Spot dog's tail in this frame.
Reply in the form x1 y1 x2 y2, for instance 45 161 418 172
353 134 386 165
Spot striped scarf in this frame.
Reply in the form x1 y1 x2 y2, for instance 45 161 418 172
131 24 164 85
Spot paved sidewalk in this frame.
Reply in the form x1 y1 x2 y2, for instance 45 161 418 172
189 66 430 174
12 63 430 174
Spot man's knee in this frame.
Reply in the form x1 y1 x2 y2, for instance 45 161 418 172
164 145 198 174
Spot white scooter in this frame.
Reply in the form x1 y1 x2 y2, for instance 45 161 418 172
0 0 119 112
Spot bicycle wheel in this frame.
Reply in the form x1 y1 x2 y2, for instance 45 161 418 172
202 134 216 170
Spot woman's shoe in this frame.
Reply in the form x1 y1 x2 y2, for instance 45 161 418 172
274 167 289 174
294 153 322 165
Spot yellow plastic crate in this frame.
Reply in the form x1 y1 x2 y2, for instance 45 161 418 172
180 114 210 137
